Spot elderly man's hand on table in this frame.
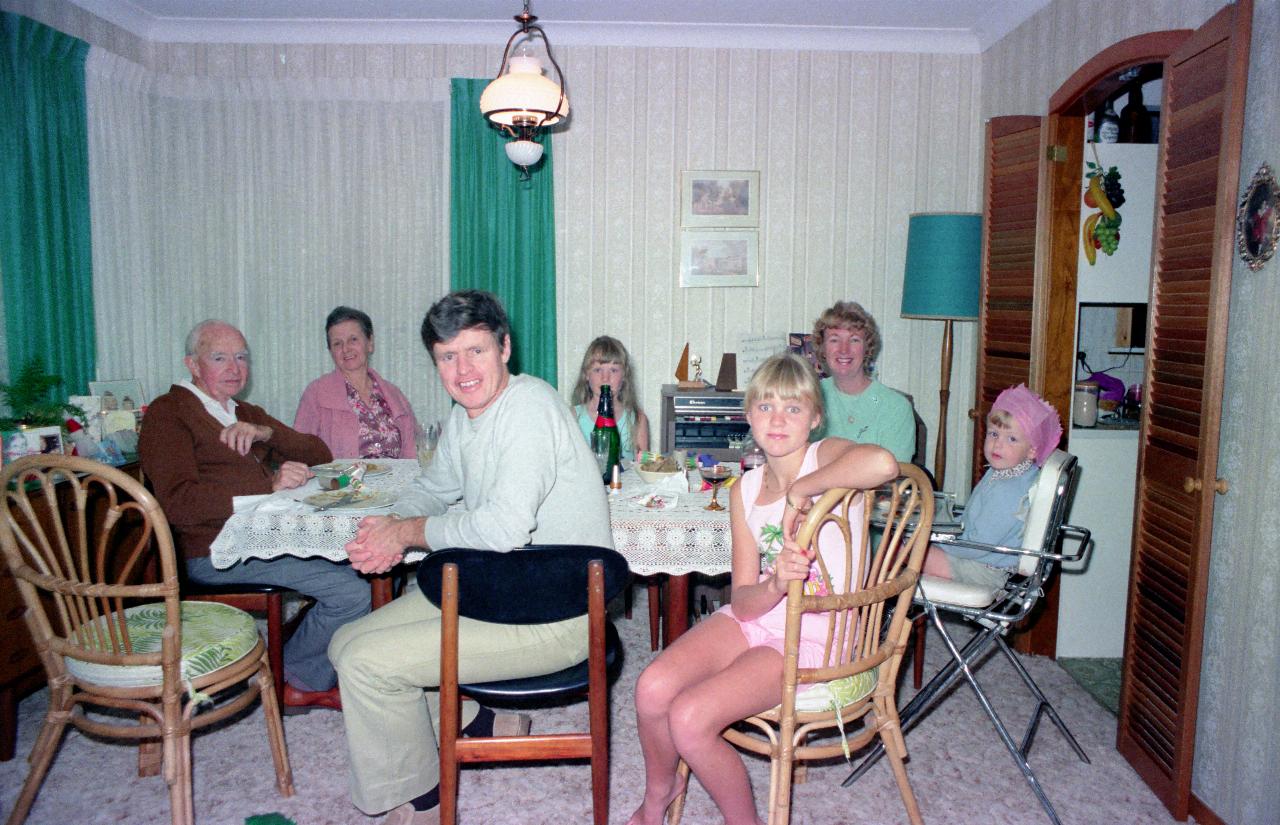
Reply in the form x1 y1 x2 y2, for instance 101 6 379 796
221 421 273 455
345 515 427 574
272 460 314 491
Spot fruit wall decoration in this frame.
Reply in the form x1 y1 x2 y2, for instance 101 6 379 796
1082 158 1126 266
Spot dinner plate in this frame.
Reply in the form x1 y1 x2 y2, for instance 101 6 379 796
310 461 392 479
303 490 398 511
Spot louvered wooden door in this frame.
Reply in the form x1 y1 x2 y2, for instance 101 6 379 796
1117 3 1250 818
974 116 1043 487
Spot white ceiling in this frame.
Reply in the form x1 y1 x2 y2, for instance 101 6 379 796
67 1 1053 53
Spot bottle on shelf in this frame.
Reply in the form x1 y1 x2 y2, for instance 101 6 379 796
592 384 622 485
1118 82 1153 143
1095 98 1120 143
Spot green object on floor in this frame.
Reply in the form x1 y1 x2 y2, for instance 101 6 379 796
245 815 296 825
1058 657 1121 716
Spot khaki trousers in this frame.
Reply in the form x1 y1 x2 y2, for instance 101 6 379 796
329 586 588 815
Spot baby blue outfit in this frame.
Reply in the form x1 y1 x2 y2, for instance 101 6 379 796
942 462 1038 587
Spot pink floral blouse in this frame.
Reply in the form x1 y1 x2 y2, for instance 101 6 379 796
346 376 403 458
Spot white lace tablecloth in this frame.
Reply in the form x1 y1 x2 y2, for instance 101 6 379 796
209 459 733 576
209 459 426 568
609 472 732 577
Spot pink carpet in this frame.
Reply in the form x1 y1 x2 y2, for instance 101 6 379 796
1 590 1195 824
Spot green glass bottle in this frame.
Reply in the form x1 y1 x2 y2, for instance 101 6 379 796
592 384 622 485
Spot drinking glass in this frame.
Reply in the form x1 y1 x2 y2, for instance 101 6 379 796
699 463 732 511
590 430 611 479
416 421 441 471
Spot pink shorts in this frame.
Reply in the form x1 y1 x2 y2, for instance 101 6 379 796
715 604 828 671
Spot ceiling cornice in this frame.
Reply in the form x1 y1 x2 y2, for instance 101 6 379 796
67 1 1006 54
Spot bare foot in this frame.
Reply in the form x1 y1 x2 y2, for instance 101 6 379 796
625 781 687 825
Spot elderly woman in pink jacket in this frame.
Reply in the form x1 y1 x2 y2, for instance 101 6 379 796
294 306 420 460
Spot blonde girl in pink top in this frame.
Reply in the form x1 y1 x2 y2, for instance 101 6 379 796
626 353 898 825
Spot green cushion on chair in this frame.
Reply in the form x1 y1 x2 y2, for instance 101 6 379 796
793 666 879 714
64 601 260 689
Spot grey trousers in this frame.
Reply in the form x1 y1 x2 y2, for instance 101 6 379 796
186 555 370 691
329 586 588 815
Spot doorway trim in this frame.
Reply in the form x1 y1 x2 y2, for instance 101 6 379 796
1019 29 1190 659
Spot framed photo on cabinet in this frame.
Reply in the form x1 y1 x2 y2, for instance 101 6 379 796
681 170 760 228
679 230 759 288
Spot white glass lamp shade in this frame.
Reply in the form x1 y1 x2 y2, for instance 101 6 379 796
480 55 568 127
505 139 544 167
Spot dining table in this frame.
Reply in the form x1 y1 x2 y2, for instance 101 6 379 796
209 458 425 607
607 470 732 645
209 457 736 631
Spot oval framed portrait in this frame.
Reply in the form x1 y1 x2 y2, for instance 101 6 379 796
1237 163 1278 271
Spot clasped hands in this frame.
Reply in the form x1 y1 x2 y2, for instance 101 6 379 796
345 515 425 575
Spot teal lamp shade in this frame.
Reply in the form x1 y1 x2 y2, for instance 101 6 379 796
901 213 982 320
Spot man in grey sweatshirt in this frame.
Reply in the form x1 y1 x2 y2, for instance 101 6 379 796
329 291 613 825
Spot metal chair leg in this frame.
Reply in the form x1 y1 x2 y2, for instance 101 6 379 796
843 607 993 786
845 606 1069 825
992 635 1090 763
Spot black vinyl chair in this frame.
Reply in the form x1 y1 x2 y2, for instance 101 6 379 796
417 544 630 825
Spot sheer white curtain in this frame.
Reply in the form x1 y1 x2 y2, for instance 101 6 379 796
84 50 452 427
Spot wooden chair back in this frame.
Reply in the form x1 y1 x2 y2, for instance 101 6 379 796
786 463 935 698
0 455 181 687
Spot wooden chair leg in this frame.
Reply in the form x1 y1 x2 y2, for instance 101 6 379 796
267 592 286 704
665 759 692 825
258 655 295 797
138 729 162 777
6 700 69 825
624 573 634 619
647 578 662 651
912 613 926 690
0 685 16 762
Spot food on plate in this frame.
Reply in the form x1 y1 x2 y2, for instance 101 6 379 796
640 454 679 473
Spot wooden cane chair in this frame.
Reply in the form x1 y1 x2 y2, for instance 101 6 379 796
666 463 934 825
417 544 630 825
0 455 293 825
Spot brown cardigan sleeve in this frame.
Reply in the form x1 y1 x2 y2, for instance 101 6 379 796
139 387 332 558
237 400 333 468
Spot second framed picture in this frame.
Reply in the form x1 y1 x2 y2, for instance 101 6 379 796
681 170 760 228
680 230 759 288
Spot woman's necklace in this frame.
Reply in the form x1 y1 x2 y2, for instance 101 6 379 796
990 458 1034 480
764 466 797 495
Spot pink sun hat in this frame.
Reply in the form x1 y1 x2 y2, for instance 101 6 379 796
992 384 1063 466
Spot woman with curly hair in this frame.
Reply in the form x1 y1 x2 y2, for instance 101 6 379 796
810 300 915 462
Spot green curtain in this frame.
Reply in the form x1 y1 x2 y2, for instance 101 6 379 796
449 77 557 386
0 13 94 398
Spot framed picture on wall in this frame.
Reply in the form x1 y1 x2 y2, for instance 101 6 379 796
679 230 759 288
1237 162 1278 271
681 170 760 227
89 379 146 413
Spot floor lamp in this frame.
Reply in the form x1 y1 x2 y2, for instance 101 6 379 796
901 212 982 491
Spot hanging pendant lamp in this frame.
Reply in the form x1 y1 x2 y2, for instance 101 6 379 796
480 0 569 175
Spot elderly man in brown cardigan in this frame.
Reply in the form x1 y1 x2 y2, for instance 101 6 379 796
139 319 370 712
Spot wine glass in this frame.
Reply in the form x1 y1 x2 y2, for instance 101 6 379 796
700 463 732 511
590 430 611 481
